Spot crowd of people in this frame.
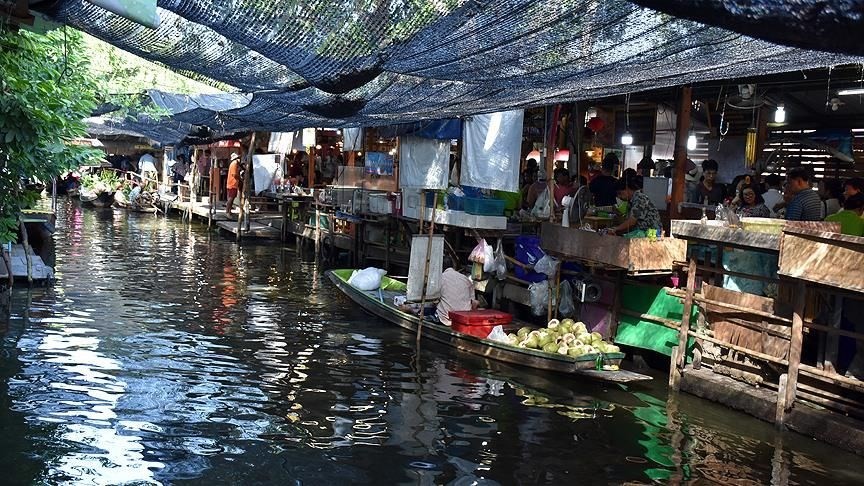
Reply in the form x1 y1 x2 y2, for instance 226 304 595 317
516 152 864 236
683 158 864 235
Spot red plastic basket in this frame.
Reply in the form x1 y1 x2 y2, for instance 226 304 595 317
449 310 513 338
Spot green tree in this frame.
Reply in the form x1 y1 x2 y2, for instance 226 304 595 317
0 24 101 243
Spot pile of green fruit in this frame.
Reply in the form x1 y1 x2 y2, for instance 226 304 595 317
505 318 620 358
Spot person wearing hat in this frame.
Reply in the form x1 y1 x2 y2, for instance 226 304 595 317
226 152 241 216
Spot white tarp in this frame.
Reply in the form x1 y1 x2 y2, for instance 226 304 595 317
398 135 450 190
268 132 295 154
252 154 281 194
462 110 523 192
343 127 363 151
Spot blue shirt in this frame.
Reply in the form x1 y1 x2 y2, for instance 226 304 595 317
785 189 823 221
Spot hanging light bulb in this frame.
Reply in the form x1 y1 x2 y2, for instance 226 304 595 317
621 130 634 146
621 93 633 146
687 131 697 151
774 104 786 123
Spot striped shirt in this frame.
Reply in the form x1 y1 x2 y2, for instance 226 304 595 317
785 189 823 221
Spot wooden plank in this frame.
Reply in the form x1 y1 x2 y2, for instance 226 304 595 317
671 220 779 251
784 280 806 412
778 230 864 293
703 284 789 359
541 223 685 272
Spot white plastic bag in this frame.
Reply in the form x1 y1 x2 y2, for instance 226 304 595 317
487 325 509 343
469 238 487 264
493 239 507 280
558 280 576 317
347 267 387 291
469 238 495 273
531 187 551 219
528 280 549 316
482 241 495 273
534 255 559 278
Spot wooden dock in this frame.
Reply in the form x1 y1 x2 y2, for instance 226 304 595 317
216 221 281 239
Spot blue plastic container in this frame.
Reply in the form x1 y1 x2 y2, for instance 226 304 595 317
447 194 464 211
464 197 505 216
461 186 483 198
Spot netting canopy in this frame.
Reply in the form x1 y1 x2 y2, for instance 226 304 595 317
43 0 864 133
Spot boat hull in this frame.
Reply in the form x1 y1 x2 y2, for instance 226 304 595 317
327 270 651 383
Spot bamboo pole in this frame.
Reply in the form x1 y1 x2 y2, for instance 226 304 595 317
669 258 697 390
784 280 807 412
416 191 439 347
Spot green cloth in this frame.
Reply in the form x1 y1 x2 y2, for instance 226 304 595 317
825 210 864 236
615 284 695 357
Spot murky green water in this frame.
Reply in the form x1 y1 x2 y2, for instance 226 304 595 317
0 199 862 485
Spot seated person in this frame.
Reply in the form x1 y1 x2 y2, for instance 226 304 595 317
736 184 771 217
437 259 478 326
552 168 578 206
607 175 662 237
826 193 864 236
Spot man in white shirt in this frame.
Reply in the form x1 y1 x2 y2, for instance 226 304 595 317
761 174 783 217
436 263 478 326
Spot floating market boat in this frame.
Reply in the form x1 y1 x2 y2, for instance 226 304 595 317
79 188 115 207
327 269 652 384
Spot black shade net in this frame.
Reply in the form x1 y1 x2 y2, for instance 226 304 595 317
44 0 864 136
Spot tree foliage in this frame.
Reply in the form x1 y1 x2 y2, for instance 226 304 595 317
0 24 101 243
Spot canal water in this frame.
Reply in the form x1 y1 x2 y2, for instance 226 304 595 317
0 199 862 485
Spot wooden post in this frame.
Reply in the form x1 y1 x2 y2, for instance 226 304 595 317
237 132 256 242
775 373 789 426
784 280 807 411
548 265 561 322
670 86 692 220
347 151 356 167
19 220 32 285
308 144 317 188
417 191 439 347
545 104 562 223
609 270 625 338
669 257 697 390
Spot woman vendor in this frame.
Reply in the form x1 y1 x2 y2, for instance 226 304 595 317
605 176 662 237
736 184 771 217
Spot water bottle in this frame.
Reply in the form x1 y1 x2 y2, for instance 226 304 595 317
715 203 726 222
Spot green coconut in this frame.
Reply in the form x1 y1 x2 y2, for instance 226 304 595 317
542 342 560 354
517 327 532 339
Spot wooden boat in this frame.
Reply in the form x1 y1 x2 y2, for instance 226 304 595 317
327 269 652 384
79 189 114 207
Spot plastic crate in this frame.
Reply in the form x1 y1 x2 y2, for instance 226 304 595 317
450 310 513 338
447 194 464 211
464 197 505 216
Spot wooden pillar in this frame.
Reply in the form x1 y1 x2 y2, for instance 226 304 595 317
347 151 356 167
545 104 562 223
308 144 316 188
669 257 697 390
784 280 807 411
670 86 692 220
237 132 257 242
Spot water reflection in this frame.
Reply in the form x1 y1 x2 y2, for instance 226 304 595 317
0 199 862 484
